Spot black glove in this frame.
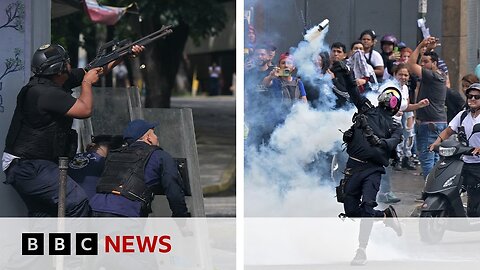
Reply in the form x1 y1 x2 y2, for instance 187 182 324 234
343 128 354 143
378 139 388 149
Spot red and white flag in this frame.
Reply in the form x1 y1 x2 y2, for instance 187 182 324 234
83 0 133 25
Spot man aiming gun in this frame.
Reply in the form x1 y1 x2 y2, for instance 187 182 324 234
2 43 144 217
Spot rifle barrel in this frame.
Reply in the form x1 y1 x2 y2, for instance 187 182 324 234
116 25 173 52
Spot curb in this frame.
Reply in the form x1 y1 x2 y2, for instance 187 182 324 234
202 156 236 195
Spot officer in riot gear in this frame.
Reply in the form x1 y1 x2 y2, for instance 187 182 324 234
339 79 403 220
2 43 144 217
89 119 190 217
335 66 403 265
68 135 125 200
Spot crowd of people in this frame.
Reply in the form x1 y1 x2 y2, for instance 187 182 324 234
245 25 480 264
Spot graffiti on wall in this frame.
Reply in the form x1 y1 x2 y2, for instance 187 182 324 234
0 1 25 113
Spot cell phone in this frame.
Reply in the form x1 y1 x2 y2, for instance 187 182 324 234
278 68 291 77
393 46 399 53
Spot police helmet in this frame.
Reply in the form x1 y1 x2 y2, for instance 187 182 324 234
31 44 70 75
380 34 398 46
377 82 402 115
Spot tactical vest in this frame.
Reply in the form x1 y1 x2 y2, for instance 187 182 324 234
96 143 159 206
280 79 301 105
4 80 77 161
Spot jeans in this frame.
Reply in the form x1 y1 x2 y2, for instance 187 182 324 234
416 122 448 179
379 166 392 194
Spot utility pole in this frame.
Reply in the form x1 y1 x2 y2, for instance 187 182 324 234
417 0 428 44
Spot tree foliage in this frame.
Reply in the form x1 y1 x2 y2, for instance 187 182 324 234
52 0 228 107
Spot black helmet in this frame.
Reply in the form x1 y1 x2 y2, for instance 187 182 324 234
377 82 402 116
31 44 70 75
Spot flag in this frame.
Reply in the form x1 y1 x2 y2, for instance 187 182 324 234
83 0 133 25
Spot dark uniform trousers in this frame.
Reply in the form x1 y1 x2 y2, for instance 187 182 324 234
5 159 91 217
343 161 386 218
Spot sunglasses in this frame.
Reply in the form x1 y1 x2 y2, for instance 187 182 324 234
466 94 480 100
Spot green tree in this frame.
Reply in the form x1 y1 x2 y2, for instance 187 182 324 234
133 0 227 107
52 0 227 108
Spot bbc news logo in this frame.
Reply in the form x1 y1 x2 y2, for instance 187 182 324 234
22 233 171 255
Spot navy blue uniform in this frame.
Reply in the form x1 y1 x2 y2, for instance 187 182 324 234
68 151 105 200
3 69 91 217
90 141 189 217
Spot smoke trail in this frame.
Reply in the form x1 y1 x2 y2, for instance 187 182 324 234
244 21 360 217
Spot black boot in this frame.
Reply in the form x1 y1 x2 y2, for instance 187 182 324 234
402 157 416 170
384 205 402 236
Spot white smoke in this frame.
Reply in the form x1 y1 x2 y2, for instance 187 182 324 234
245 23 357 217
245 103 354 216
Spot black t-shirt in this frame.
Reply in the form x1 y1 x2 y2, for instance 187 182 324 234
23 68 84 127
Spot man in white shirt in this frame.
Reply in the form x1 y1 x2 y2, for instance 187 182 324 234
430 83 480 217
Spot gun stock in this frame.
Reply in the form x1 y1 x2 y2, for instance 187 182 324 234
86 25 173 71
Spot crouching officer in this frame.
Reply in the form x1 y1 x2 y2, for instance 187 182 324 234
90 119 191 217
68 135 124 200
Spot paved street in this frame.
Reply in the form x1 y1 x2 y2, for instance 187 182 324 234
171 96 236 217
379 165 425 217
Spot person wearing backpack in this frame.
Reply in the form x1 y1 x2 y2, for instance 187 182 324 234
263 52 307 104
429 83 480 217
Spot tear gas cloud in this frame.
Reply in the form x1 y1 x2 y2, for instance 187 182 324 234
245 23 356 217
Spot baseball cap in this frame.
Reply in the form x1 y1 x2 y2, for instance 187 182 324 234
123 119 158 144
466 83 480 92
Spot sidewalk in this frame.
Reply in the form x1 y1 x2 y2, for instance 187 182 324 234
171 96 236 195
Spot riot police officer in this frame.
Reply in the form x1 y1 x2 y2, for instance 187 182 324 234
1 43 144 217
335 65 403 264
68 135 125 200
90 119 190 217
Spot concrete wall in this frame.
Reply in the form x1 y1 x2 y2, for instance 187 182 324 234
442 0 468 92
0 0 50 216
246 0 443 64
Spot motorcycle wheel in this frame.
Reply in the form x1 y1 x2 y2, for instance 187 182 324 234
419 210 448 244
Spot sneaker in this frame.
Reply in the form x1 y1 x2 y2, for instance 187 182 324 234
402 157 416 170
350 248 367 266
377 192 401 203
393 161 403 171
412 155 420 165
384 205 403 236
386 192 401 203
415 193 425 202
